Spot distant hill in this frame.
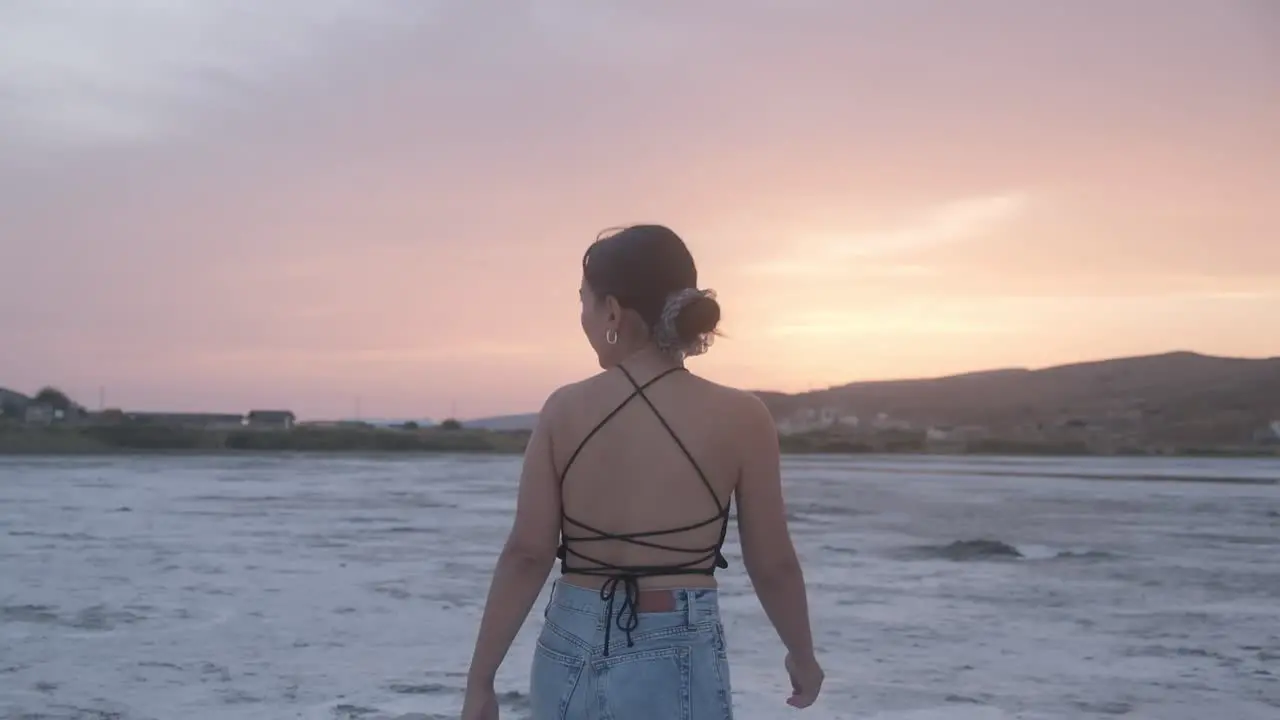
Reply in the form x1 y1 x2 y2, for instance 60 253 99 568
753 351 1280 445
427 351 1280 442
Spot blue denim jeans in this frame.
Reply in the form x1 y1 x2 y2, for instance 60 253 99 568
529 580 734 719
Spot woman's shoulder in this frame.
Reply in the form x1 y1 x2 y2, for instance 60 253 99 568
543 372 605 406
670 373 777 436
535 373 608 423
684 372 771 408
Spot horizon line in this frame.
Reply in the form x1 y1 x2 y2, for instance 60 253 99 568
9 347 1276 422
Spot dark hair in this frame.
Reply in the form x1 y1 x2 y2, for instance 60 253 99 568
582 224 721 355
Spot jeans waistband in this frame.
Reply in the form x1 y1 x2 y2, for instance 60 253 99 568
548 579 721 625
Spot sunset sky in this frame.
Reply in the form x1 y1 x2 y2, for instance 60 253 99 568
2 1 1277 419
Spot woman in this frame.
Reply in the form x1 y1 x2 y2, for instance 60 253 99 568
461 225 823 719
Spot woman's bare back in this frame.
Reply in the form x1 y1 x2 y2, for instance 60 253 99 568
549 361 749 591
462 225 822 715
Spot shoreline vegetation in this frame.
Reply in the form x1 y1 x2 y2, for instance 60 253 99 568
4 351 1278 459
1 423 1276 458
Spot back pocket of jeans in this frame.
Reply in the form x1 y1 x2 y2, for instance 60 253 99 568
530 639 585 720
594 645 692 720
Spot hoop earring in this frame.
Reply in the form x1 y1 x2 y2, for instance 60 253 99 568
605 328 618 345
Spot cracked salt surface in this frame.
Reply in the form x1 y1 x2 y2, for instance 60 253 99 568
1 454 1278 719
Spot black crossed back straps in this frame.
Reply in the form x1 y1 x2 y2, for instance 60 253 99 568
556 364 731 655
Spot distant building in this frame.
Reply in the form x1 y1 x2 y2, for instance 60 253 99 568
776 407 858 435
24 403 55 426
872 412 913 432
925 426 964 452
926 426 955 442
247 410 296 430
0 387 31 421
0 387 30 405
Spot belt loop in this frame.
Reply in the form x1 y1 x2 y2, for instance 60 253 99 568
683 588 695 627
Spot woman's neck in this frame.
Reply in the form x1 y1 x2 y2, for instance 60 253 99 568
612 343 682 376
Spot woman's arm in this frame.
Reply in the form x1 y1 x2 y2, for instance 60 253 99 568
734 394 817 664
464 390 564 686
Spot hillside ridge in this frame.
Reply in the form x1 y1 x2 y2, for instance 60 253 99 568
754 350 1280 447
753 351 1275 396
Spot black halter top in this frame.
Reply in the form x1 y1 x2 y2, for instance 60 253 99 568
555 365 731 655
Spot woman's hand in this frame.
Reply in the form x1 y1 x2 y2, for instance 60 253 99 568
460 682 499 720
784 652 824 708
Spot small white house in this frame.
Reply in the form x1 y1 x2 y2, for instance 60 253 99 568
836 414 860 429
872 412 913 431
24 404 55 426
776 407 859 435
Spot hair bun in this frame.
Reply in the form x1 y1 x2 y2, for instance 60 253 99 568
654 288 720 359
